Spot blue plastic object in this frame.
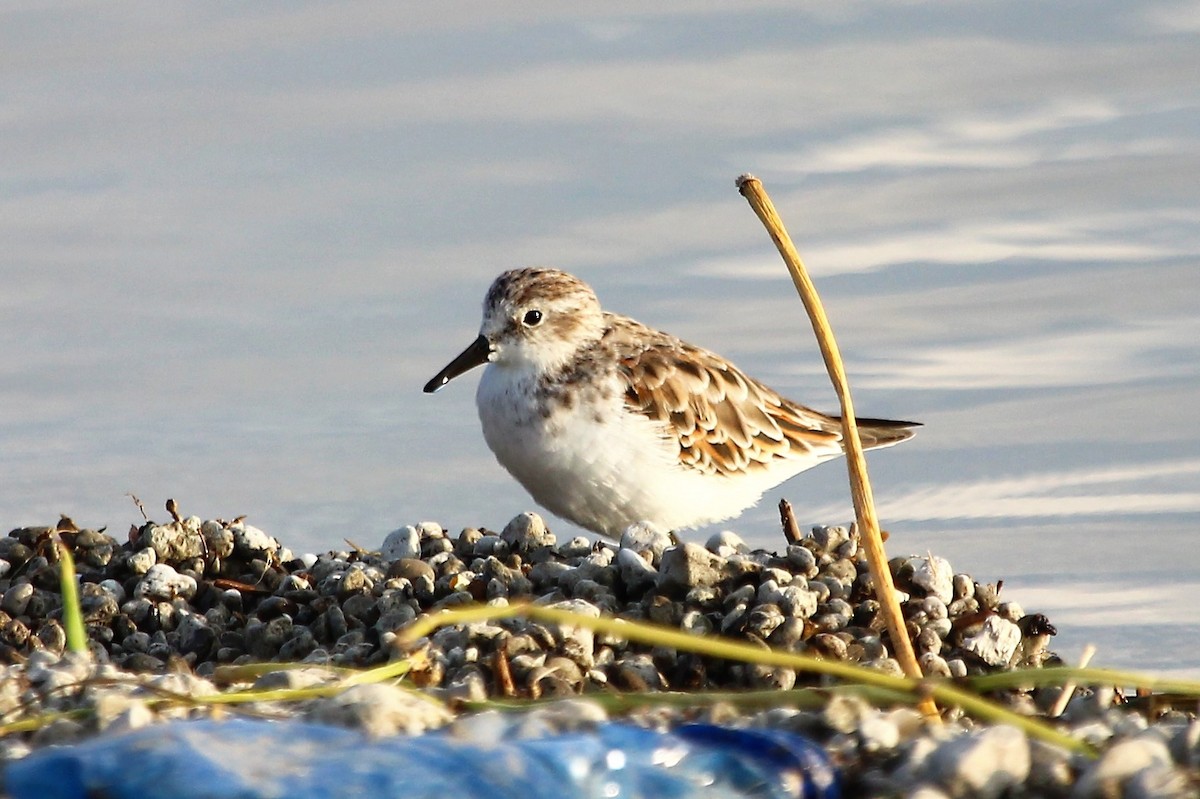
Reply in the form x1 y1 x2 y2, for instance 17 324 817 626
4 718 839 799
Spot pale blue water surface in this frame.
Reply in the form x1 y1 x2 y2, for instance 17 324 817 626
2 4 1198 674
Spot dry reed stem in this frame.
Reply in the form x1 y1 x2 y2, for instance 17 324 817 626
779 498 803 545
1051 643 1096 717
735 174 938 722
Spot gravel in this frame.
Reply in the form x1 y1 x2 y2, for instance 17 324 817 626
0 509 1196 797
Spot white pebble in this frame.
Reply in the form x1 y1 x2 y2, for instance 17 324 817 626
1073 737 1174 798
616 548 657 590
927 725 1030 799
909 555 954 603
705 529 746 555
232 523 275 555
380 526 420 560
127 547 157 575
134 563 197 601
961 615 1021 667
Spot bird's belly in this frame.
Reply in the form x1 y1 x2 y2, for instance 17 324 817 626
476 369 796 536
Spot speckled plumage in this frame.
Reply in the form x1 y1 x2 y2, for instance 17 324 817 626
425 268 918 537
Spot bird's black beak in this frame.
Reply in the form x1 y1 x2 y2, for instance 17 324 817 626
423 335 492 393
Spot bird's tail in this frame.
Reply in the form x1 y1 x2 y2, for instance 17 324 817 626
833 417 921 451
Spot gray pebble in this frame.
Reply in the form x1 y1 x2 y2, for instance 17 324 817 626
761 581 819 621
809 525 850 554
1 581 34 615
658 543 727 592
501 512 555 551
785 544 819 577
619 522 673 563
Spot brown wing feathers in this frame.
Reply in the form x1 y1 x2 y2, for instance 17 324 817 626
620 338 848 477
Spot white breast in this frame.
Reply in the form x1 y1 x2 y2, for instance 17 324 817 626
475 362 804 536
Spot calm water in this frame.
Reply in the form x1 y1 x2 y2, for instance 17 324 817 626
3 5 1198 674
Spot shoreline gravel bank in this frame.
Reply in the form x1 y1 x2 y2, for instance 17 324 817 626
0 508 1197 797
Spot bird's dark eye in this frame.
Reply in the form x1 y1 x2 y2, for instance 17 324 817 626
522 309 543 327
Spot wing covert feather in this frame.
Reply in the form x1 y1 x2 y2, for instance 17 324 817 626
612 320 843 477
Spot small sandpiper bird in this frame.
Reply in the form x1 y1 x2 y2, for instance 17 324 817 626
425 268 917 537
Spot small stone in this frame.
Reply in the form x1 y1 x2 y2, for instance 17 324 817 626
134 564 198 601
98 579 126 604
309 683 452 737
997 600 1024 621
201 523 235 559
545 598 599 669
785 545 818 577
1169 721 1200 769
961 615 1021 667
927 725 1030 799
774 585 819 619
381 526 420 561
1028 738 1074 794
808 525 850 553
680 609 712 636
93 694 154 733
705 530 747 555
231 523 276 557
527 656 584 698
1124 765 1193 799
501 512 555 551
145 520 205 563
176 613 216 659
744 603 784 639
619 522 673 563
858 711 901 753
127 547 157 575
809 633 848 660
338 567 372 597
556 537 593 559
909 556 953 603
823 693 870 734
658 543 727 592
745 663 795 690
1073 737 1174 798
244 616 293 659
920 653 952 678
1 581 34 615
73 529 117 568
766 617 804 649
916 626 942 656
616 548 657 593
611 653 665 691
